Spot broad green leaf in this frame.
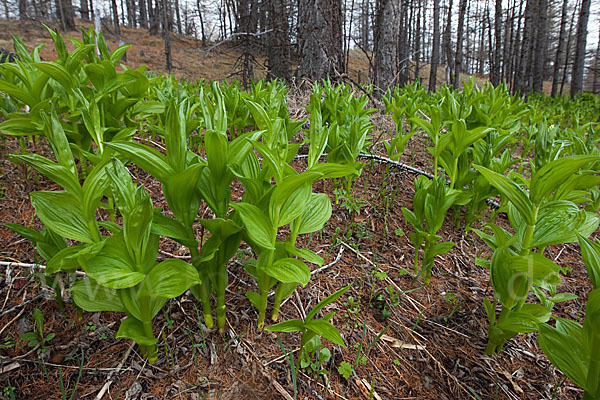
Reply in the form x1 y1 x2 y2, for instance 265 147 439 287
433 241 455 257
10 154 81 195
284 243 324 266
548 293 578 303
151 212 194 242
305 285 351 322
82 159 110 222
265 319 305 333
115 317 158 346
578 234 600 289
490 248 529 309
34 61 74 91
271 175 317 227
531 201 588 248
144 259 201 298
530 155 600 204
46 244 87 274
205 129 229 179
291 193 332 235
163 162 206 226
0 117 40 136
30 191 93 243
198 218 242 239
72 278 126 313
538 323 589 390
232 202 275 250
107 141 175 183
475 165 534 225
267 258 310 286
78 237 145 289
305 319 346 347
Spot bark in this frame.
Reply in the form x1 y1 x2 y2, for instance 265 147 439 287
570 0 590 96
560 0 579 95
56 0 76 31
490 0 502 85
443 0 454 83
175 0 182 34
429 0 440 91
139 0 148 28
551 0 568 96
149 0 160 34
373 0 399 90
196 0 206 46
532 0 547 93
19 0 27 19
79 0 89 20
111 0 121 35
297 0 344 80
267 0 292 81
452 0 468 87
161 0 172 71
415 0 422 80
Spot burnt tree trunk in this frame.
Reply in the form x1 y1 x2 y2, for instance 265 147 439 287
429 0 440 90
373 0 399 90
570 0 590 96
551 0 568 96
297 0 344 80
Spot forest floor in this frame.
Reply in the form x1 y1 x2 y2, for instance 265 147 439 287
0 18 591 400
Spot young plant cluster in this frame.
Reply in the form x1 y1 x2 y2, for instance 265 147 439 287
0 29 360 363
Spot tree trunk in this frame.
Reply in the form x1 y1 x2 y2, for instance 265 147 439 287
19 0 27 19
111 0 121 35
397 0 409 86
570 0 590 96
490 0 502 85
267 0 292 81
297 0 344 80
196 0 206 46
414 0 422 80
139 0 148 28
175 0 182 34
532 0 547 93
373 0 399 90
429 0 440 91
551 0 568 96
560 0 579 95
161 0 172 71
443 0 454 84
79 0 89 20
592 24 600 93
56 0 76 31
452 0 468 87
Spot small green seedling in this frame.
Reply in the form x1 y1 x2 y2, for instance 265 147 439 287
20 308 55 354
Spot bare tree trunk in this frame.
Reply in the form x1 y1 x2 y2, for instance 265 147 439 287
443 0 454 84
373 0 399 90
593 24 600 93
532 0 547 93
414 0 422 80
397 0 409 86
149 0 160 34
196 0 206 46
19 0 27 19
79 0 89 20
267 0 292 81
175 0 182 34
297 0 344 80
111 0 121 35
56 0 76 31
429 0 440 90
551 0 568 96
560 0 579 95
161 0 172 71
452 0 467 87
139 0 148 28
570 0 590 96
490 0 502 85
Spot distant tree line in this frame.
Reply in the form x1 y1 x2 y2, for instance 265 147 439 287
2 0 599 96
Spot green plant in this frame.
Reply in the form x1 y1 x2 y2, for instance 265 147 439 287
58 349 84 400
536 234 600 400
299 336 331 377
474 153 600 354
266 285 350 370
401 175 465 285
20 308 55 354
